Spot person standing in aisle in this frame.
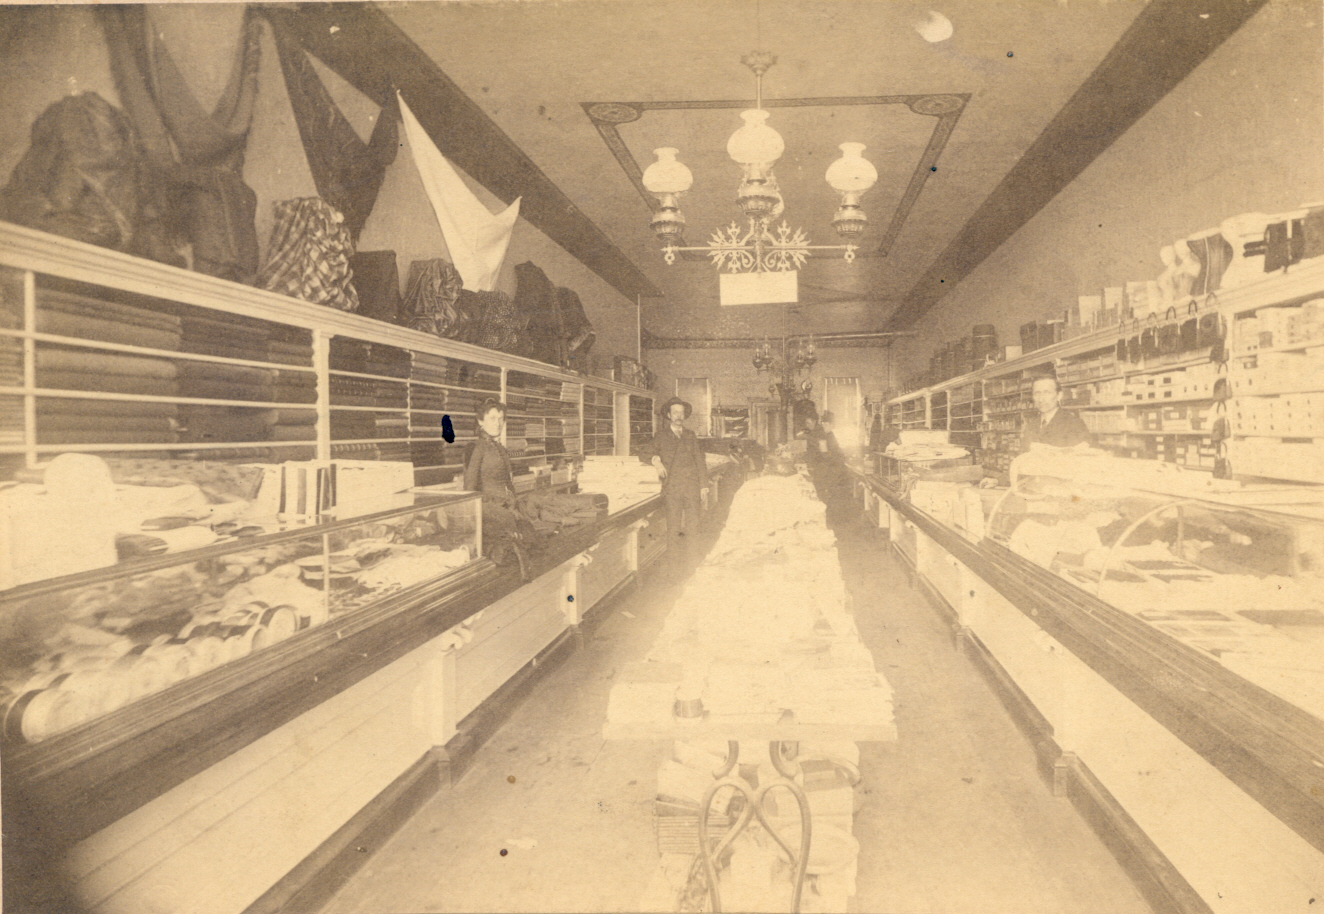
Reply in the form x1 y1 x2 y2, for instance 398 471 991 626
1021 375 1092 450
646 396 709 564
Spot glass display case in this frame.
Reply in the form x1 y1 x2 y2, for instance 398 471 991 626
986 455 1324 719
0 492 480 744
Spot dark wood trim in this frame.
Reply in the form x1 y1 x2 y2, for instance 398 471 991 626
256 3 660 300
241 748 446 914
3 496 667 846
860 474 1324 856
1062 754 1215 914
887 0 1269 329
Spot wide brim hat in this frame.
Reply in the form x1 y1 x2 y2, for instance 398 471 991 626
659 396 692 419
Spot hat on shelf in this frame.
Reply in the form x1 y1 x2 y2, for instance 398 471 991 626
659 396 692 419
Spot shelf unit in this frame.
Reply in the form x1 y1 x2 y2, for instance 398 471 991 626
628 393 654 456
887 257 1324 484
0 223 654 482
582 385 615 456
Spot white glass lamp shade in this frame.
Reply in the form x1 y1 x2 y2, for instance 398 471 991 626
642 148 693 195
825 142 878 194
727 109 784 167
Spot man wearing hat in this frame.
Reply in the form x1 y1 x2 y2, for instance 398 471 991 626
646 396 709 562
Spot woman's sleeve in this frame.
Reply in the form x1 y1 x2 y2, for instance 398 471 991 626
463 443 482 492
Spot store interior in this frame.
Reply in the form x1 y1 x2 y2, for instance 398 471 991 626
0 2 1322 913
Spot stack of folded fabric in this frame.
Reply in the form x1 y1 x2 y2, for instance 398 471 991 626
331 441 381 461
37 345 179 398
176 361 275 403
0 328 22 444
36 396 180 446
179 311 270 362
329 410 407 441
36 287 182 353
273 369 318 405
329 375 408 409
266 325 314 367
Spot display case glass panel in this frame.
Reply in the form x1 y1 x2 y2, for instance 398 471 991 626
0 493 480 744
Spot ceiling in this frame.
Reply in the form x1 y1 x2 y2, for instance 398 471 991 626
272 0 1267 337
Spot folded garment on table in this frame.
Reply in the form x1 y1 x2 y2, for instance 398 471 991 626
35 310 181 351
38 289 181 331
37 371 179 396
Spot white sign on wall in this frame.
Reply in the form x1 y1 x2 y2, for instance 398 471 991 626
719 270 798 306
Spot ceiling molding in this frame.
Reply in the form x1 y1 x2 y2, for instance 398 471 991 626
257 2 661 300
885 0 1270 330
584 93 969 259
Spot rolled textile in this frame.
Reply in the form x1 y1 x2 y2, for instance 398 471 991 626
35 347 178 378
257 197 358 312
177 343 274 363
271 385 319 405
36 311 181 351
38 427 179 445
267 408 317 426
268 424 317 441
37 371 178 396
37 414 179 432
178 405 275 442
38 288 182 331
402 258 464 336
38 398 179 417
176 380 274 402
177 362 276 386
273 370 317 387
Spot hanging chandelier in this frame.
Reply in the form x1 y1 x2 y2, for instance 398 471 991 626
641 51 878 273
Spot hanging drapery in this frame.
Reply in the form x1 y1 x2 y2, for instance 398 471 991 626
256 197 359 312
397 92 520 292
264 13 398 243
96 5 262 284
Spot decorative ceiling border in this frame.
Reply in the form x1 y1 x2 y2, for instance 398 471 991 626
583 93 969 260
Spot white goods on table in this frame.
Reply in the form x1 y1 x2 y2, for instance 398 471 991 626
576 456 662 512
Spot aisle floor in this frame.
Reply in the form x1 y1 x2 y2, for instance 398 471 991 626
320 509 1154 914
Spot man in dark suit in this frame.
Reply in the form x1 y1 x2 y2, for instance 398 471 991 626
646 396 709 563
1021 376 1091 451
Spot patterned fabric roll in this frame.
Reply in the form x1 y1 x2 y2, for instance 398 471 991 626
257 197 359 311
403 258 465 337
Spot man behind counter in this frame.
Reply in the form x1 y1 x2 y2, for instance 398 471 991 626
1022 375 1092 451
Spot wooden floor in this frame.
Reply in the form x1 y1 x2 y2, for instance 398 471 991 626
318 510 1154 914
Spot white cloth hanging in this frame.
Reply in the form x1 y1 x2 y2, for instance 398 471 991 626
398 92 520 291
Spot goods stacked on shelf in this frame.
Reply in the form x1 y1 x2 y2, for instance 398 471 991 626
582 385 615 456
947 382 983 452
629 394 654 455
409 353 501 485
504 370 580 469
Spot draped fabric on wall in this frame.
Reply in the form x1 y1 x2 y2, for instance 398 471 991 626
256 197 360 311
96 5 262 284
263 13 398 243
397 92 520 293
